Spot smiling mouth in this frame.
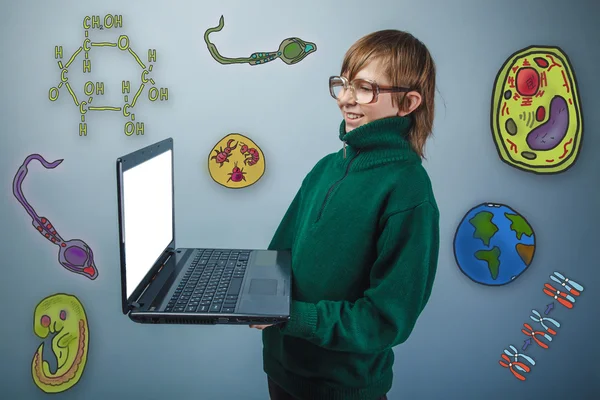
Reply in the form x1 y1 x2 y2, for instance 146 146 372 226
345 112 364 121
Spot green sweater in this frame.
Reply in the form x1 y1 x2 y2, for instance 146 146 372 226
263 116 440 400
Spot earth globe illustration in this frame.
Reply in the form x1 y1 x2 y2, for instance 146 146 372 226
453 203 536 286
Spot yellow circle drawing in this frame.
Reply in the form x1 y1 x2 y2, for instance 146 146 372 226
208 133 265 188
31 293 89 394
490 46 583 174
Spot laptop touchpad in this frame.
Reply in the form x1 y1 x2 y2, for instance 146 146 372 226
249 279 278 295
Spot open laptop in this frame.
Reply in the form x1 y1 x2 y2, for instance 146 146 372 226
116 137 291 325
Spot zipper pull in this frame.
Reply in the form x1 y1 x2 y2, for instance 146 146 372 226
343 141 347 159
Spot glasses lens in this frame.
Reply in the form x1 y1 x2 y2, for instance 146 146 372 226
329 77 345 99
353 80 374 104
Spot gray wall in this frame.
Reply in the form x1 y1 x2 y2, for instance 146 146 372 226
1 0 598 398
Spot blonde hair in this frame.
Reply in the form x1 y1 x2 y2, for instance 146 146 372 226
340 30 436 158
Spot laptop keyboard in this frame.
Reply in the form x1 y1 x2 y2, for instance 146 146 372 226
165 249 249 313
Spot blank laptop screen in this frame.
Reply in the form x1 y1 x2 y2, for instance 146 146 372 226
122 149 173 298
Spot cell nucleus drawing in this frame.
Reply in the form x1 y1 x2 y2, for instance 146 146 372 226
204 15 317 66
453 203 536 286
208 133 265 189
32 293 89 393
12 154 99 280
491 46 583 174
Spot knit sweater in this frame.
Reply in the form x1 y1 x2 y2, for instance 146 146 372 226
263 116 440 400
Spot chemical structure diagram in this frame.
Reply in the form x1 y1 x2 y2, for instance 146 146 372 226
498 270 585 381
48 15 169 137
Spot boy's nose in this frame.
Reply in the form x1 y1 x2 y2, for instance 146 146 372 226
337 89 356 106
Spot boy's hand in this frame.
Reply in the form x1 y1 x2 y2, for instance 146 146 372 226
249 324 274 330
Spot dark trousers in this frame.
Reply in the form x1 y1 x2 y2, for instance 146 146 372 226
268 377 388 400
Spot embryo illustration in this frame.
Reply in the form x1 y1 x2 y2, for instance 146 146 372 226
12 154 98 280
32 293 89 393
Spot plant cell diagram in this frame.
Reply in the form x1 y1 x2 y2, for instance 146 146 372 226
491 46 583 174
48 15 169 137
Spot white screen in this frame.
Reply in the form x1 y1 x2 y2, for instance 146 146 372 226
122 149 173 298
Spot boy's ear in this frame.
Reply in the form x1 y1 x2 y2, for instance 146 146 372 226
397 92 422 117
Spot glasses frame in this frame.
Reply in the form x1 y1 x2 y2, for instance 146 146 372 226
329 75 413 105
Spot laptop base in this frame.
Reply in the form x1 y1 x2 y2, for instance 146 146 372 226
129 312 289 325
125 247 291 325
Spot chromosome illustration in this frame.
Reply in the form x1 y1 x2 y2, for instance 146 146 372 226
204 15 317 66
543 283 576 308
541 270 583 309
499 271 586 381
12 154 98 280
550 270 584 296
530 309 560 335
32 293 89 393
521 322 553 349
491 45 583 174
208 134 266 189
499 345 535 381
48 15 169 137
453 203 535 285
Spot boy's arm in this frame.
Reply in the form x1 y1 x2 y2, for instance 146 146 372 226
277 201 440 353
267 186 303 251
268 155 328 251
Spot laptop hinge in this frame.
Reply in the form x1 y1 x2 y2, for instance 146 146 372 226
128 249 174 312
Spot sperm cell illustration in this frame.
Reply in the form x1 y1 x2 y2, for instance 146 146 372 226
12 154 98 280
204 15 317 66
32 293 89 393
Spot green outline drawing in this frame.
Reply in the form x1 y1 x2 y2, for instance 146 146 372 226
31 293 89 394
204 15 317 66
48 15 169 137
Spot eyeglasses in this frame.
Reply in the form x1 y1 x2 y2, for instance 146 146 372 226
329 75 412 104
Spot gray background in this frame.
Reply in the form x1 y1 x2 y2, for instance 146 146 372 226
1 0 598 398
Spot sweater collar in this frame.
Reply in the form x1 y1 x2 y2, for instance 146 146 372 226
337 116 420 170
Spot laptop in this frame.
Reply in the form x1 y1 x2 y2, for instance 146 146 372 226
116 137 291 325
